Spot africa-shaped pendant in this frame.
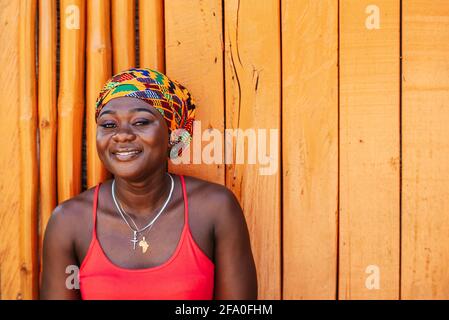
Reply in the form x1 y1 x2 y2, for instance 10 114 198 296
139 236 149 253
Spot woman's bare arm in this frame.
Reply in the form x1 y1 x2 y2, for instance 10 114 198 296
212 187 258 299
40 204 81 300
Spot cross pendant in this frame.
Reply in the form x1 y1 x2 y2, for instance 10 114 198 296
131 230 138 250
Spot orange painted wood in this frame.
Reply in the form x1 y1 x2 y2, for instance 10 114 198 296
165 0 225 184
0 0 22 300
111 0 135 73
139 0 165 71
57 0 86 202
282 0 338 299
86 0 112 188
401 0 449 299
224 0 281 299
339 0 400 299
18 0 39 299
37 0 57 282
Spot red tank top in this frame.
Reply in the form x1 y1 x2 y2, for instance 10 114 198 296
79 175 215 300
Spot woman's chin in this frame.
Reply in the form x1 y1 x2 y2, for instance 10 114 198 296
108 163 161 182
110 169 144 181
107 161 144 180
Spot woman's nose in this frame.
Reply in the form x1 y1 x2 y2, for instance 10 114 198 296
112 125 136 142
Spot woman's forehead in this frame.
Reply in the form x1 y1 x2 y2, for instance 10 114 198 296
103 96 153 109
101 97 160 116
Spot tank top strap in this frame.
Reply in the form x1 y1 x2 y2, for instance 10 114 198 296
92 182 101 238
179 174 189 228
80 182 102 272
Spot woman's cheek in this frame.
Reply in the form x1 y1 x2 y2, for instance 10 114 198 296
143 128 166 146
96 134 112 161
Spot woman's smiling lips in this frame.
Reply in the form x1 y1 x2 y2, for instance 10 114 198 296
111 149 142 161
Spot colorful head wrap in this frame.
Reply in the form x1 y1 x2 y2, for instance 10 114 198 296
95 68 196 157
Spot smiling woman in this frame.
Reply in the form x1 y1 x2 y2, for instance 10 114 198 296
39 68 258 300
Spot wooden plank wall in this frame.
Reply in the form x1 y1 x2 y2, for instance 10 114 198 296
38 0 57 280
18 0 39 300
401 0 449 299
224 0 281 299
0 0 29 300
86 0 112 189
1 0 449 300
282 0 338 299
339 0 400 299
57 0 86 203
282 0 338 300
165 0 225 184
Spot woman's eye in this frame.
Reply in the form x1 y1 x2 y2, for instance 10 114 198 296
134 120 150 126
100 123 116 129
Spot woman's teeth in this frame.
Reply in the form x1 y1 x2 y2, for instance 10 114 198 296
116 151 139 156
113 150 141 160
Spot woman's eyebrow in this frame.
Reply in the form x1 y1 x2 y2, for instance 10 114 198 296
98 109 115 117
129 107 156 115
98 107 155 118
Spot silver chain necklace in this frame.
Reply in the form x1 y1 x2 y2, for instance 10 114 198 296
111 173 174 253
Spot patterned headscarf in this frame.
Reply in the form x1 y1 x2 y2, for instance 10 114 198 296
95 68 196 157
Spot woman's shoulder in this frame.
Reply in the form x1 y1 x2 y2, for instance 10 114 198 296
181 174 244 224
181 174 250 256
47 185 98 236
43 185 99 262
182 174 238 202
55 185 97 215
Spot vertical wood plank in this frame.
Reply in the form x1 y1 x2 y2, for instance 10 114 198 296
111 0 135 73
86 0 112 188
165 0 225 184
19 0 38 299
282 0 338 299
139 0 165 72
224 0 281 299
402 0 449 299
339 0 400 299
0 0 21 299
38 0 57 278
58 0 86 202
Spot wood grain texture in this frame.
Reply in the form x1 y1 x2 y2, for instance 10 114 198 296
224 0 281 299
339 0 400 299
111 0 135 73
38 0 57 282
58 0 86 202
0 0 21 299
86 0 112 188
165 0 225 184
19 0 39 299
401 0 449 299
139 0 165 71
0 1 37 299
282 0 338 299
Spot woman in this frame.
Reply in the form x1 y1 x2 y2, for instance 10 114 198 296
40 68 257 300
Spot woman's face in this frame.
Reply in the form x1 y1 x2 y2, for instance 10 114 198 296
96 96 169 181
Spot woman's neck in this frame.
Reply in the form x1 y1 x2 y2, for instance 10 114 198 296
112 170 172 220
